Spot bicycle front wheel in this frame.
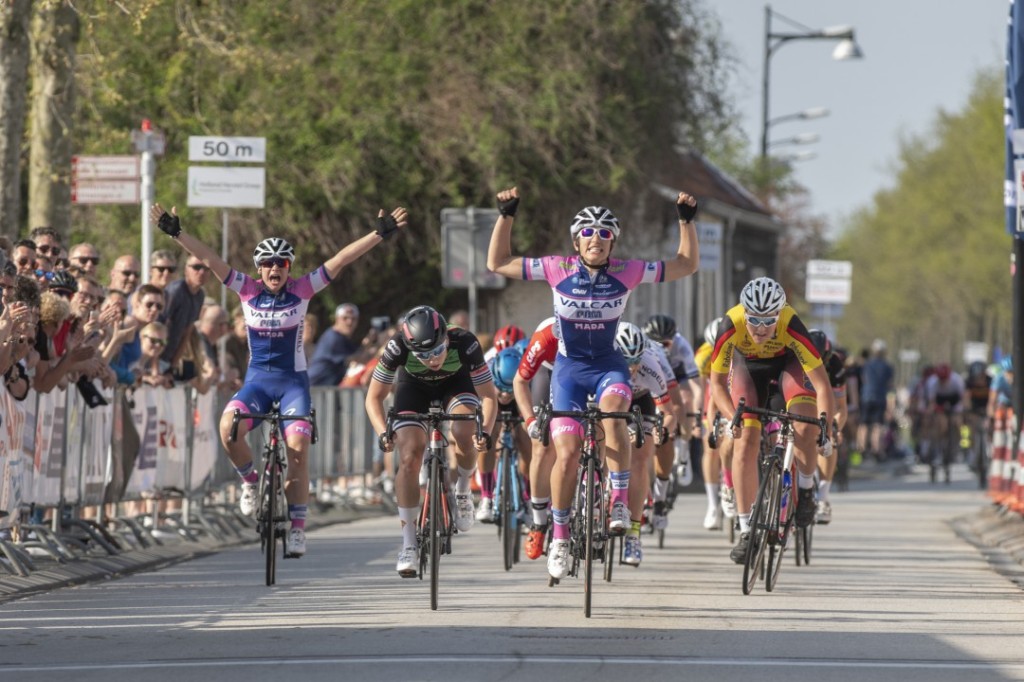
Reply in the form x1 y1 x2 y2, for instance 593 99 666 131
743 461 778 595
583 456 598 618
428 455 443 610
263 454 278 587
501 449 515 571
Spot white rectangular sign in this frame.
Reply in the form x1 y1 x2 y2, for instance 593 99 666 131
188 136 266 163
805 277 852 304
187 166 265 208
71 155 140 180
696 221 721 272
806 259 853 278
71 179 140 205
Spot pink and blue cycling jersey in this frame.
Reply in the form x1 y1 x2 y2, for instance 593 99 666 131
224 266 331 373
523 255 664 360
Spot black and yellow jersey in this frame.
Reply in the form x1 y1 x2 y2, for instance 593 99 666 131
709 304 822 375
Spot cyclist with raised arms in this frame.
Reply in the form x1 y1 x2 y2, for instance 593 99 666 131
708 277 835 563
149 201 407 558
487 186 699 580
365 305 498 576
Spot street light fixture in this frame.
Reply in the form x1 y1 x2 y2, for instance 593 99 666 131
769 132 821 148
759 4 863 160
768 106 829 129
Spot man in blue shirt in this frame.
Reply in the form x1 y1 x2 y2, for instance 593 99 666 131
308 302 360 386
858 338 894 461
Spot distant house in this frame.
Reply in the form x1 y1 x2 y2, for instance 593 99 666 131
477 150 781 343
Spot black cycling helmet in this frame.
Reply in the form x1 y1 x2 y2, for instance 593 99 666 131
48 269 78 294
401 305 448 352
807 328 831 361
643 314 676 343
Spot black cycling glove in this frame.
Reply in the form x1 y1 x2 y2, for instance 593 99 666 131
497 195 519 218
157 212 181 238
376 214 399 241
677 199 698 222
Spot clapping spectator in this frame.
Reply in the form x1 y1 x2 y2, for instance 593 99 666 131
109 284 164 386
32 290 95 394
308 302 360 386
133 321 174 389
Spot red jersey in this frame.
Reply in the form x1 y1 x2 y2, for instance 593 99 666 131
518 317 557 381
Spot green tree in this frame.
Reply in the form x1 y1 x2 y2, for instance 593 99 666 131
833 69 1010 367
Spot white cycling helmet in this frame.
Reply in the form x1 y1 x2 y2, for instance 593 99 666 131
740 277 786 316
253 237 295 268
570 206 620 240
615 321 646 362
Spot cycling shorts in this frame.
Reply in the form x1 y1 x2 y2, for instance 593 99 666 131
530 365 552 415
225 368 313 439
550 353 632 438
392 371 480 433
727 352 815 428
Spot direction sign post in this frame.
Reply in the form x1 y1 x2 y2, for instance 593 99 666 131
441 208 505 333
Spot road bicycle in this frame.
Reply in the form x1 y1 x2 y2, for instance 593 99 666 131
927 408 958 485
230 402 317 587
538 402 645 618
730 399 827 595
385 402 483 610
491 409 527 571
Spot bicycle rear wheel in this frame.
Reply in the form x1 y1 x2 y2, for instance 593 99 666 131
262 452 278 587
583 457 597 618
428 455 442 611
743 462 777 595
501 449 515 571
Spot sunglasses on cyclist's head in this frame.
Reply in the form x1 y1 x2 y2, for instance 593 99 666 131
746 315 779 328
259 257 290 269
577 226 615 241
412 342 448 361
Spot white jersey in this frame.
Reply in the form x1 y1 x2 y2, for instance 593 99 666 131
630 343 673 401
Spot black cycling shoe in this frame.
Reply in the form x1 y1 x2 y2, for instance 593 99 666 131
795 487 817 528
730 532 750 564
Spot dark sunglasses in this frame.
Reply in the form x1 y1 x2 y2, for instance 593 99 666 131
746 315 779 328
75 256 100 265
152 265 177 274
578 226 614 240
17 258 35 267
143 335 167 347
118 269 140 278
143 301 164 311
412 342 448 361
37 245 60 256
34 269 55 281
258 258 290 269
188 263 209 272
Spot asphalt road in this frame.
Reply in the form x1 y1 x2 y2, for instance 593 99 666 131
0 461 1022 682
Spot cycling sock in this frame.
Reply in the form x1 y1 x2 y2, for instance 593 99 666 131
652 476 670 502
627 520 641 537
739 513 751 533
530 497 551 526
609 470 630 506
288 505 307 529
551 507 570 540
398 507 418 547
818 479 832 502
456 466 475 493
705 482 720 508
236 461 258 484
798 472 816 489
480 471 495 498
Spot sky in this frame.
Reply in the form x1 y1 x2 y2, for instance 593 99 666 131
710 1 1007 233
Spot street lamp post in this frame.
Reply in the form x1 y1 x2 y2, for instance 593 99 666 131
760 4 863 160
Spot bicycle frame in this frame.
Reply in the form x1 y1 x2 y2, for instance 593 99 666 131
492 410 525 571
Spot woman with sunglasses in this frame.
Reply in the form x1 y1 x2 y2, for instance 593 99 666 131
149 201 407 559
487 186 699 581
364 304 498 576
706 276 836 565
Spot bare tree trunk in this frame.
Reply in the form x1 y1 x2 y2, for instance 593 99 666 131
0 0 32 243
28 0 78 239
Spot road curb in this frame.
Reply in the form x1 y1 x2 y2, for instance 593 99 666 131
951 504 1024 588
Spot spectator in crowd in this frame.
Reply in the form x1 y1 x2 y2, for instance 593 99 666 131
108 254 141 298
159 254 209 378
858 338 895 461
68 243 102 276
1 257 17 311
197 303 241 392
33 256 55 286
0 275 40 400
109 283 165 386
448 308 470 329
340 324 392 388
98 289 134 366
29 226 62 262
148 249 178 290
224 308 249 382
47 270 80 356
132 321 174 389
308 302 360 386
32 290 95 394
12 240 37 276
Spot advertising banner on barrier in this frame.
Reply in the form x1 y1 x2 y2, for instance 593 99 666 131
0 389 29 527
32 390 64 506
126 387 159 495
155 388 187 490
81 396 113 506
63 389 83 505
192 389 218 488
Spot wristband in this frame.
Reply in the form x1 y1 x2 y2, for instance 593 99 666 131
676 199 698 222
